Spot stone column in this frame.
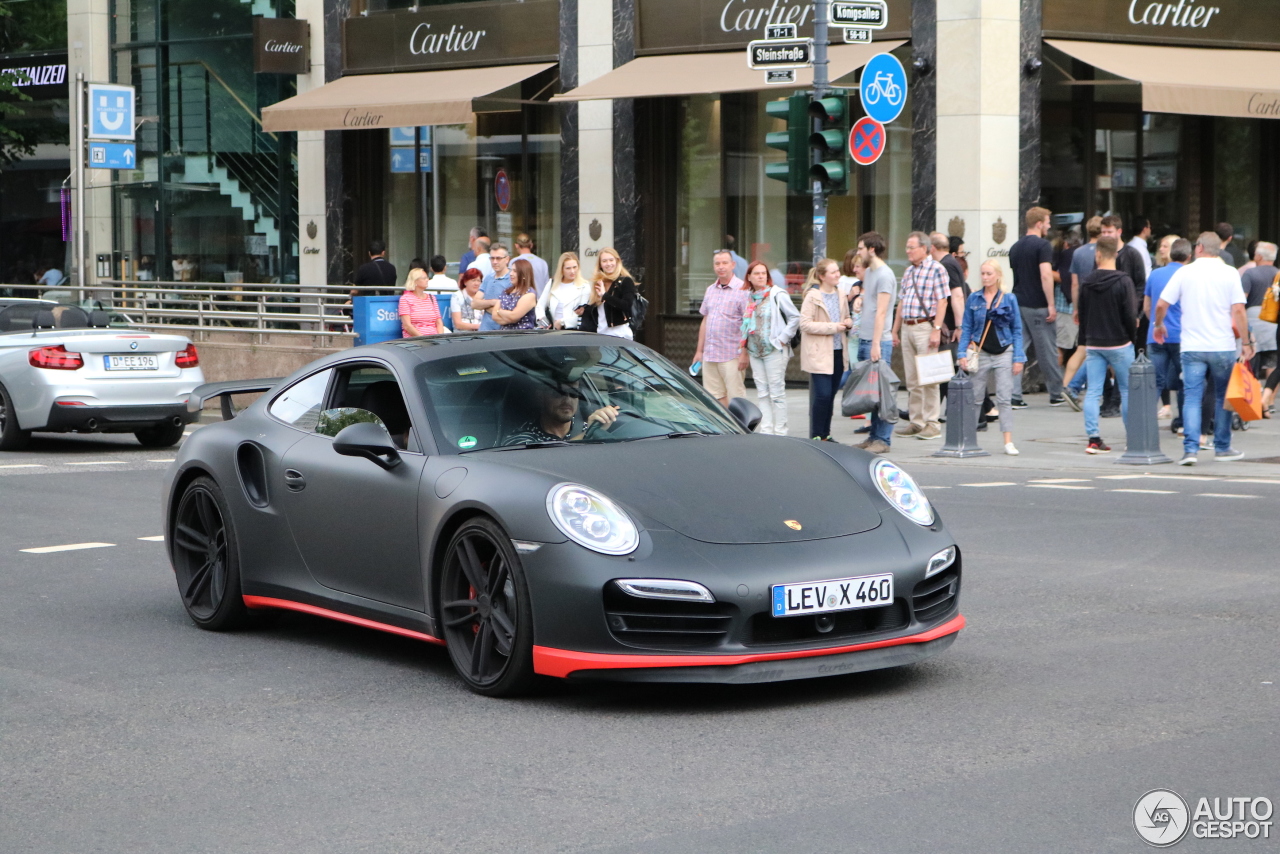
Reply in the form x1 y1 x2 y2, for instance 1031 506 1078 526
577 0 614 275
323 0 350 285
910 0 937 234
296 0 328 288
935 0 1021 286
559 0 579 256
66 0 112 288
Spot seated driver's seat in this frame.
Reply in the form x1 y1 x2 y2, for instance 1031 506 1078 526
359 381 411 449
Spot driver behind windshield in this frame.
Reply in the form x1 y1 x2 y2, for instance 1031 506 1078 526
503 376 618 445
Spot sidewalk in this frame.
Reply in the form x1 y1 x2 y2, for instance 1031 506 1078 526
781 388 1280 479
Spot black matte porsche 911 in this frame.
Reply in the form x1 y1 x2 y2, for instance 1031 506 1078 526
164 331 964 696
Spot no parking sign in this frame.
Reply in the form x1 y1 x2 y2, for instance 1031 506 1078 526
849 116 887 166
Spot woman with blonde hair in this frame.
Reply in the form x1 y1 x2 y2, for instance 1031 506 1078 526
958 260 1026 455
799 258 853 441
536 251 591 329
579 246 638 339
398 267 444 337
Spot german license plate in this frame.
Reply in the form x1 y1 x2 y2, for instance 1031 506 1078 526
772 573 894 617
104 354 159 371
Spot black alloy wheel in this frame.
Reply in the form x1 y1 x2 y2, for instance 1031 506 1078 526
440 518 535 696
136 420 186 448
171 476 247 630
0 382 31 451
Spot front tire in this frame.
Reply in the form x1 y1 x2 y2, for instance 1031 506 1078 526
170 476 248 630
0 382 31 451
136 420 186 448
439 518 536 697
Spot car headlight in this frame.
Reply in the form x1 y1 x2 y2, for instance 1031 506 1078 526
926 546 957 578
871 459 935 526
547 483 639 555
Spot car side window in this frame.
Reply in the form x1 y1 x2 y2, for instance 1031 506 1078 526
328 363 416 451
268 369 333 431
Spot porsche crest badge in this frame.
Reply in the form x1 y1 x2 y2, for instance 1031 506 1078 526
784 520 802 531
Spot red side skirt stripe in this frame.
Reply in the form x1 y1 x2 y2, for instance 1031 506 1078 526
532 614 966 678
242 595 446 646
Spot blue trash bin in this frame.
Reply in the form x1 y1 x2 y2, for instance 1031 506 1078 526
352 296 402 345
436 292 453 330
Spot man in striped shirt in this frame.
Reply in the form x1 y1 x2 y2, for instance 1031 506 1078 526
893 232 951 440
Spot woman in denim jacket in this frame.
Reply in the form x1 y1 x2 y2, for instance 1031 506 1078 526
958 260 1027 455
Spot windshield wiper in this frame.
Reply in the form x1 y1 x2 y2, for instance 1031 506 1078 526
464 440 572 453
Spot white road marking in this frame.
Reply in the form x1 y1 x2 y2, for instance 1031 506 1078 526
0 464 45 469
21 542 116 554
960 482 1017 488
1028 478 1092 484
1229 479 1280 485
65 461 127 466
138 535 165 542
1198 493 1257 499
1110 488 1177 495
147 459 176 463
1027 484 1095 490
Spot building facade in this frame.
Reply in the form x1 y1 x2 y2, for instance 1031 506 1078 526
62 0 1280 358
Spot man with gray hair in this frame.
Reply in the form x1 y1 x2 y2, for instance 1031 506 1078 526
1154 232 1254 465
893 231 951 440
693 249 748 407
1240 241 1279 379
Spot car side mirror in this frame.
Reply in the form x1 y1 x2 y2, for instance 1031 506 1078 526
727 397 763 432
333 420 402 470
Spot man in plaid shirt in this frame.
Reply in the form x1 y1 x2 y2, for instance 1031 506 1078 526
693 250 749 406
892 231 951 439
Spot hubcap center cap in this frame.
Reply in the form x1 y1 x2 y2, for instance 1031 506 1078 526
477 594 492 618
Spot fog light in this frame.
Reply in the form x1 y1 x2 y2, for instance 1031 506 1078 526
615 579 715 603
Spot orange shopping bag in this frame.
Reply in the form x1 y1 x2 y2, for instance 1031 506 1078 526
1226 362 1264 421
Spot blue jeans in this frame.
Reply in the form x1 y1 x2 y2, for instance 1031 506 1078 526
1149 341 1183 410
1180 351 1236 454
1083 345 1133 438
857 339 895 444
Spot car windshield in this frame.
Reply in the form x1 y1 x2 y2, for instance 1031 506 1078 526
417 344 744 453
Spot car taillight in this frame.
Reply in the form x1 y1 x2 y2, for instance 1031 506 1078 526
29 345 84 370
175 344 199 369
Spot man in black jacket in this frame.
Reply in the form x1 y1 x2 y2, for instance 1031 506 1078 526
350 239 398 298
1077 236 1137 454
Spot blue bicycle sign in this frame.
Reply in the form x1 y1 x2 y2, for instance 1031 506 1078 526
859 53 907 125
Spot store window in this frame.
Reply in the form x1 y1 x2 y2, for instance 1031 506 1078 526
110 0 298 284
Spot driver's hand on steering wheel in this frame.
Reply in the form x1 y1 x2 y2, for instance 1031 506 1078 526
585 405 620 430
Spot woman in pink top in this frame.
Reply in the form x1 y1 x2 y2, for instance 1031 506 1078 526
399 268 442 337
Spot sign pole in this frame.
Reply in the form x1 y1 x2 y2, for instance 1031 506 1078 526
74 72 86 302
812 0 829 264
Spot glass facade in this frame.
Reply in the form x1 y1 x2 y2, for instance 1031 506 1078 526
110 0 298 284
1040 42 1280 256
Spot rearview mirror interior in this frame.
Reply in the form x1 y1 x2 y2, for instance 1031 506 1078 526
333 420 402 470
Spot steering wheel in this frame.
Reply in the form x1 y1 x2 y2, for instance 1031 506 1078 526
583 408 638 438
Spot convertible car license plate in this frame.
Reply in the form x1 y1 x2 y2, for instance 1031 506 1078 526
104 354 159 371
772 573 894 617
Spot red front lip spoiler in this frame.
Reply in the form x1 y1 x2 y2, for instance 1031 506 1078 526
532 614 966 679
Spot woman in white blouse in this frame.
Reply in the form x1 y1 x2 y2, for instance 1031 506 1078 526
535 252 591 329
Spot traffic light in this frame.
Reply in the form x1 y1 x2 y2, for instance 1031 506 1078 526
808 90 851 194
764 94 809 195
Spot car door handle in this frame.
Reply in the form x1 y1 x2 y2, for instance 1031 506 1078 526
284 469 306 492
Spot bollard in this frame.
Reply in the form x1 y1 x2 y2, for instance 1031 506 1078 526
1117 352 1172 465
933 370 990 458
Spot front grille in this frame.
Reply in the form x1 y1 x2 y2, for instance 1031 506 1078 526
913 566 960 623
603 586 733 650
746 599 910 646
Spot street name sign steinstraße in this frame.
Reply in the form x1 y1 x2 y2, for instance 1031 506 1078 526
747 38 814 69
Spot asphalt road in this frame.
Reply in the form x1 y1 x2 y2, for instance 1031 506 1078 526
1 436 1277 853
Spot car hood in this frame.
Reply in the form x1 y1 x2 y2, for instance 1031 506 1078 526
492 435 883 544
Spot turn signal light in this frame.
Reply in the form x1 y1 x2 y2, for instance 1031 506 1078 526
175 343 199 369
29 345 84 370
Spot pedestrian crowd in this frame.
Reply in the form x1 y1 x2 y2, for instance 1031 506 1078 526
352 208 1274 463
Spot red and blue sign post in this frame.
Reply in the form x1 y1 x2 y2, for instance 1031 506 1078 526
849 116 887 166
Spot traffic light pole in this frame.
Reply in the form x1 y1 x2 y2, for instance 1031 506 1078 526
811 0 829 264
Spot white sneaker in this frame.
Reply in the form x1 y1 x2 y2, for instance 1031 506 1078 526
1157 405 1172 419
1004 442 1020 456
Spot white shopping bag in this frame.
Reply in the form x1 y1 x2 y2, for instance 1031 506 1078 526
914 351 954 386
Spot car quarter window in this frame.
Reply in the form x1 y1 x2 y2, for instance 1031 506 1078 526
268 369 333 430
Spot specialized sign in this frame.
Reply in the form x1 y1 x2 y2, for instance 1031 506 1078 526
831 0 888 29
87 83 136 140
494 169 511 212
87 142 137 170
747 38 814 69
848 116 886 165
254 18 310 75
858 52 906 124
765 69 797 84
843 28 872 44
0 53 68 100
343 0 558 74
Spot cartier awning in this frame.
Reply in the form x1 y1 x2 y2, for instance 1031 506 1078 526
552 42 905 101
261 63 555 132
1048 39 1280 120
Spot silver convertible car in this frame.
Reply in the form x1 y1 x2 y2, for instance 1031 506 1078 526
0 299 205 450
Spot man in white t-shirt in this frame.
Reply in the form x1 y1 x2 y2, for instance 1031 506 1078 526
467 237 494 279
425 255 457 293
1154 232 1254 465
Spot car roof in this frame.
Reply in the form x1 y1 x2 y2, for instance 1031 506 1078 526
342 330 646 367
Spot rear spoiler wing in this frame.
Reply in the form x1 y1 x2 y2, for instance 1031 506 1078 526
187 378 284 421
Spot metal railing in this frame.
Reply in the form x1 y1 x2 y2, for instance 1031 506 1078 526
12 281 359 347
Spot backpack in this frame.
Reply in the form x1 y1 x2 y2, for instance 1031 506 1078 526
629 291 649 334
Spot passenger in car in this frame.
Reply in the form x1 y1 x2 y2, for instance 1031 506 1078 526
502 377 619 445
